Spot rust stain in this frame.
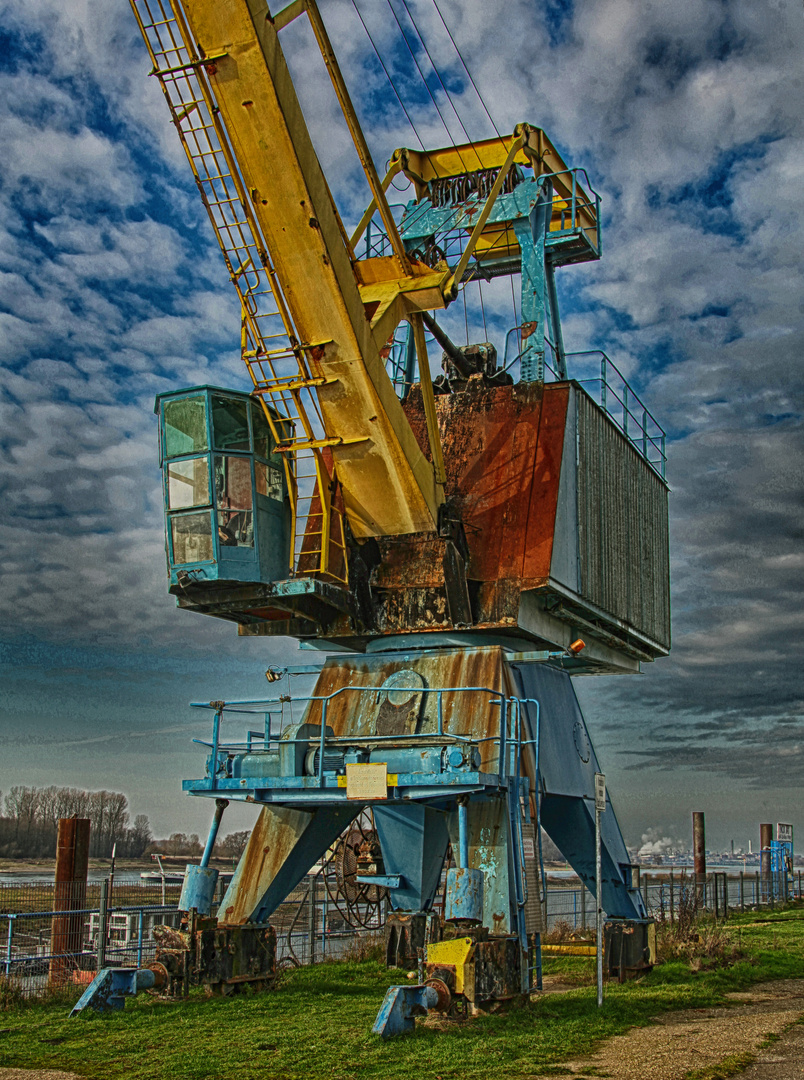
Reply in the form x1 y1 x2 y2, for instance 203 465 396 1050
400 380 568 593
522 384 569 579
301 647 516 776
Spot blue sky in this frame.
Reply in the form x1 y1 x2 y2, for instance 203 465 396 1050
0 0 802 852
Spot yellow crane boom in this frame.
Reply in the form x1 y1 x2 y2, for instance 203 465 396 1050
133 0 455 572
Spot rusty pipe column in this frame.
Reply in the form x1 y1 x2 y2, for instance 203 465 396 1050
50 817 90 986
760 823 772 903
693 811 706 906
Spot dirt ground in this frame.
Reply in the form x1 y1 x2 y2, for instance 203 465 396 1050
551 979 804 1080
0 1073 82 1080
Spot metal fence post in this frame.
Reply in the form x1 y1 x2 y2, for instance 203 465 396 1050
136 909 144 969
739 872 744 912
669 870 674 924
755 871 759 907
96 879 109 972
642 873 649 914
4 915 13 975
308 877 317 965
321 884 327 960
580 885 586 930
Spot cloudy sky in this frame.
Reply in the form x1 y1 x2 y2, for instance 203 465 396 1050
0 0 801 852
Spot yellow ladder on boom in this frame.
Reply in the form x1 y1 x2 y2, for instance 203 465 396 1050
132 0 350 579
131 0 449 582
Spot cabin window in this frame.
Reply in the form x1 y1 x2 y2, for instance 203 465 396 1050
212 396 250 453
256 461 283 502
215 455 254 547
171 511 213 564
166 457 209 509
164 397 207 458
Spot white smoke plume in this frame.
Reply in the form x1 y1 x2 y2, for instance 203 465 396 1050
637 828 683 858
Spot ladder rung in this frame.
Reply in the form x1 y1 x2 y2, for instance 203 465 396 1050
275 436 370 453
151 51 228 79
252 376 337 394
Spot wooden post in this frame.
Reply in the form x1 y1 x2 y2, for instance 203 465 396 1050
49 818 90 986
693 812 706 907
760 823 772 905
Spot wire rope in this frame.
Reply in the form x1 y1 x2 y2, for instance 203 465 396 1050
509 274 520 354
394 0 472 145
350 0 428 155
429 0 503 139
381 0 473 176
478 278 488 342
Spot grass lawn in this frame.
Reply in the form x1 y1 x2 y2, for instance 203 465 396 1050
1 908 803 1080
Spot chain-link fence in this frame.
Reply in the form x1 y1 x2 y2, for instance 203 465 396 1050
543 870 804 932
3 870 802 997
1 878 184 997
0 872 385 998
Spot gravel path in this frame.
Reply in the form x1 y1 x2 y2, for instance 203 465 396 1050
552 979 804 1080
736 1018 804 1079
0 1072 82 1080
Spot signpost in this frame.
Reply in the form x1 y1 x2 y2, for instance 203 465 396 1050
595 772 606 1008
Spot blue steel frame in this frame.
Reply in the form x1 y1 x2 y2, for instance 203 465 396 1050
183 684 530 808
184 683 544 992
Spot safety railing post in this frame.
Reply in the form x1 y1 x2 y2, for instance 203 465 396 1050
600 355 607 414
498 696 507 781
210 706 222 792
318 700 328 787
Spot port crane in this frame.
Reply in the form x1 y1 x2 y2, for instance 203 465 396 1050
126 0 670 1026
